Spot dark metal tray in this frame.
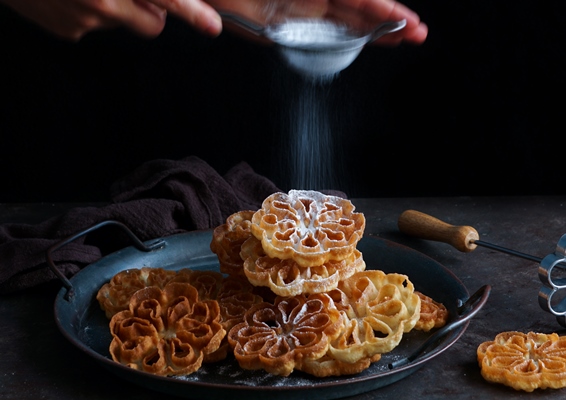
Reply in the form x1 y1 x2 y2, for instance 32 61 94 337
51 228 485 400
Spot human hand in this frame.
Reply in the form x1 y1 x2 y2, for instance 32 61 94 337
328 0 428 45
0 0 426 45
208 0 428 45
0 0 222 41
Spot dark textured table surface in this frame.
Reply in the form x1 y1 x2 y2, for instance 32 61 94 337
2 196 566 399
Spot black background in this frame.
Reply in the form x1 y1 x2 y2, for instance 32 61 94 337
1 1 565 202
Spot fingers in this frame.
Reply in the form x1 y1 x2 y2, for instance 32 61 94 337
2 0 426 44
376 0 428 44
368 24 427 46
51 0 168 40
147 0 222 36
397 19 428 45
79 0 223 40
330 0 428 44
110 0 167 38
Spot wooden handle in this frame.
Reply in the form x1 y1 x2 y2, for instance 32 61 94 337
397 210 479 253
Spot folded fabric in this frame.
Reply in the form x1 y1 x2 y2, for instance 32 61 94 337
0 156 280 294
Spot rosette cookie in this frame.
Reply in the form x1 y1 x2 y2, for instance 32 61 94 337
210 210 255 277
477 331 566 391
325 270 421 364
227 293 343 376
96 267 177 319
109 282 225 376
250 190 365 268
414 291 449 332
241 236 365 297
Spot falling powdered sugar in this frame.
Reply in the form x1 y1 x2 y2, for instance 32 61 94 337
278 75 350 193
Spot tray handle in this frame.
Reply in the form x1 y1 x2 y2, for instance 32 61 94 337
389 284 491 369
46 220 165 300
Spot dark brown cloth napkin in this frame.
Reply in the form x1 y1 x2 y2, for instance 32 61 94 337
0 156 280 294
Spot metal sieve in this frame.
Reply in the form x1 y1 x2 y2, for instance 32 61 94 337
220 12 406 78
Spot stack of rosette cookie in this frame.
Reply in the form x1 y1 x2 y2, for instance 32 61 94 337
96 190 448 378
212 190 447 377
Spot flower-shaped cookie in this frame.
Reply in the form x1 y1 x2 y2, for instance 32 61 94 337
96 267 177 318
109 282 225 376
477 331 566 391
210 210 255 277
170 269 224 301
326 270 421 364
242 236 366 296
227 293 343 376
414 291 449 332
250 190 366 268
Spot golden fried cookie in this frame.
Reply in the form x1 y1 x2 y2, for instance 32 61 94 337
96 267 177 318
414 291 449 332
109 282 225 376
250 190 366 268
202 274 266 363
210 210 255 277
227 293 343 376
170 269 224 300
326 270 421 364
477 331 566 392
242 236 366 296
177 270 268 362
298 353 381 377
215 275 264 331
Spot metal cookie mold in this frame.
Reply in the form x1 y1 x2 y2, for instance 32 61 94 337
538 234 566 327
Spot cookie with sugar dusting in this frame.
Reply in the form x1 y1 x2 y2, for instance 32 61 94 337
325 270 421 364
250 190 365 268
227 292 344 377
241 235 366 297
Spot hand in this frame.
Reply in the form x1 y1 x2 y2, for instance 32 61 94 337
0 0 426 45
328 0 428 45
0 0 221 41
208 0 428 45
